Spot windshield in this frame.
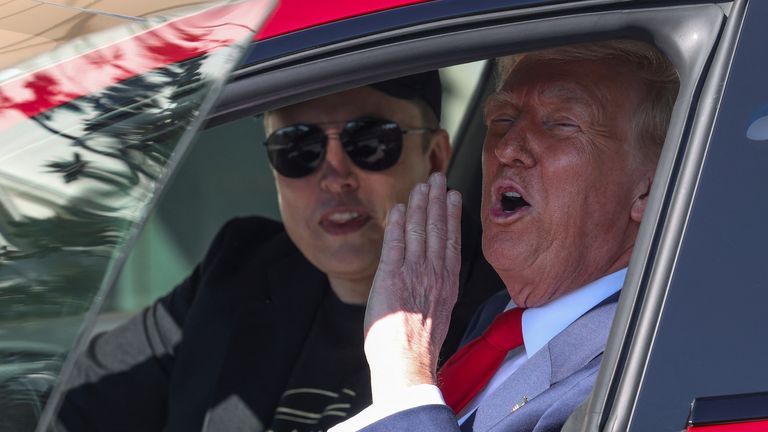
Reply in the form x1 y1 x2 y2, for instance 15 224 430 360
0 1 274 430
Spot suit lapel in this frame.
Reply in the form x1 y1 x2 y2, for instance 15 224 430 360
470 301 618 432
202 233 329 431
471 344 552 431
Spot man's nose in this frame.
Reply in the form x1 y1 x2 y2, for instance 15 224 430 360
319 132 358 193
492 120 536 168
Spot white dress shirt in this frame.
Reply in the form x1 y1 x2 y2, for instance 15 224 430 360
330 268 626 432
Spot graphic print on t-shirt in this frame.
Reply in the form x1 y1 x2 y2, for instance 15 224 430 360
267 290 370 432
268 387 359 432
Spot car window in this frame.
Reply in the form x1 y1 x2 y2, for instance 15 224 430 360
106 59 488 315
0 1 274 430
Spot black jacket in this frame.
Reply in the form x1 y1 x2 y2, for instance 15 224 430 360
58 214 503 431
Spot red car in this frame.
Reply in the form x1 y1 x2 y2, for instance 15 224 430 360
1 1 766 431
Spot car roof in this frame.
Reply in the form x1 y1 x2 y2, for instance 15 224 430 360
244 0 615 66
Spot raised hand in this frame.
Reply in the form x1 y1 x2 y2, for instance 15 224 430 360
363 172 462 403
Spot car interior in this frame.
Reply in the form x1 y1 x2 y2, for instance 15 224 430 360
3 2 750 431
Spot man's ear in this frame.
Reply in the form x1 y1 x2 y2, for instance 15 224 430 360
630 176 653 223
428 128 452 174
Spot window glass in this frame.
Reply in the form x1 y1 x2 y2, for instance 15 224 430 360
442 61 487 140
0 1 274 430
108 116 279 312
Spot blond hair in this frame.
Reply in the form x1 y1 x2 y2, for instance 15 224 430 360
496 40 679 163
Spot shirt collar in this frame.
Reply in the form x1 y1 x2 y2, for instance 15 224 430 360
511 268 627 358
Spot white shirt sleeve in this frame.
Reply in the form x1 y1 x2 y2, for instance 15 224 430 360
329 384 447 432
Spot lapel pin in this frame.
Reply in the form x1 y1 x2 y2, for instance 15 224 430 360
511 396 529 413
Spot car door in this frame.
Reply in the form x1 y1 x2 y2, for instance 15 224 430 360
0 1 274 431
582 1 768 431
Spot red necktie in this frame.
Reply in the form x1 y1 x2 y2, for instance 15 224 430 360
438 307 524 414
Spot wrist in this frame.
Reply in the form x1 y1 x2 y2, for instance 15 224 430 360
369 364 436 404
364 312 443 402
368 347 438 403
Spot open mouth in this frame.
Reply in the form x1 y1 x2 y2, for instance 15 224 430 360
327 211 361 224
320 209 371 235
500 191 530 213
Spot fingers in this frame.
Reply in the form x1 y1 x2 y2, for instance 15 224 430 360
404 173 458 266
426 173 448 263
405 182 428 263
446 189 462 271
380 203 406 269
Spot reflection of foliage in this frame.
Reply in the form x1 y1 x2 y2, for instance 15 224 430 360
0 15 243 431
7 205 128 252
0 53 210 321
45 153 87 183
39 54 206 188
0 203 132 321
0 250 111 320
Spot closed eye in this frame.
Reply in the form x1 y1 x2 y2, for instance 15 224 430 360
545 120 581 133
486 115 517 127
486 116 517 136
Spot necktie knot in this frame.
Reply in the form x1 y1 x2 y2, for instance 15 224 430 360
482 307 524 351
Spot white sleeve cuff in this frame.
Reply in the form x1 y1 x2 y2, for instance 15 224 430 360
329 384 446 432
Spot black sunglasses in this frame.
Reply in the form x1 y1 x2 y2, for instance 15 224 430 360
264 117 435 178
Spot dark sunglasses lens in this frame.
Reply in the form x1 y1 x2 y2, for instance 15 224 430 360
342 119 403 171
265 124 326 178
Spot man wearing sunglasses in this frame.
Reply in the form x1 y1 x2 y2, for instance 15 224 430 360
58 72 504 432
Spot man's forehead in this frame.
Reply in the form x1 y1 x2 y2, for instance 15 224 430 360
485 82 594 111
486 58 624 111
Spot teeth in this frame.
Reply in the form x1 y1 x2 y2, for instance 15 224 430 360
501 190 528 213
328 212 359 223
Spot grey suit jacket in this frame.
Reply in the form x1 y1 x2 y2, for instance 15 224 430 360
360 291 618 432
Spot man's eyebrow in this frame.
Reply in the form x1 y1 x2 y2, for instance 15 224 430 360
484 84 594 114
484 91 516 117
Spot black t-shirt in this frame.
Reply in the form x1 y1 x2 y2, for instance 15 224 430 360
267 290 370 432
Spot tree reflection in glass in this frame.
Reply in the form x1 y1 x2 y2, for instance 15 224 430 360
0 1 274 429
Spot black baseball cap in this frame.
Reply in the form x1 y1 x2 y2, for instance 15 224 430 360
370 70 442 122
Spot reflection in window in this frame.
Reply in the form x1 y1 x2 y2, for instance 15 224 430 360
1 56 207 320
0 1 272 429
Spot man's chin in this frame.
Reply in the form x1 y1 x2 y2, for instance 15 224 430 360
313 248 378 278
